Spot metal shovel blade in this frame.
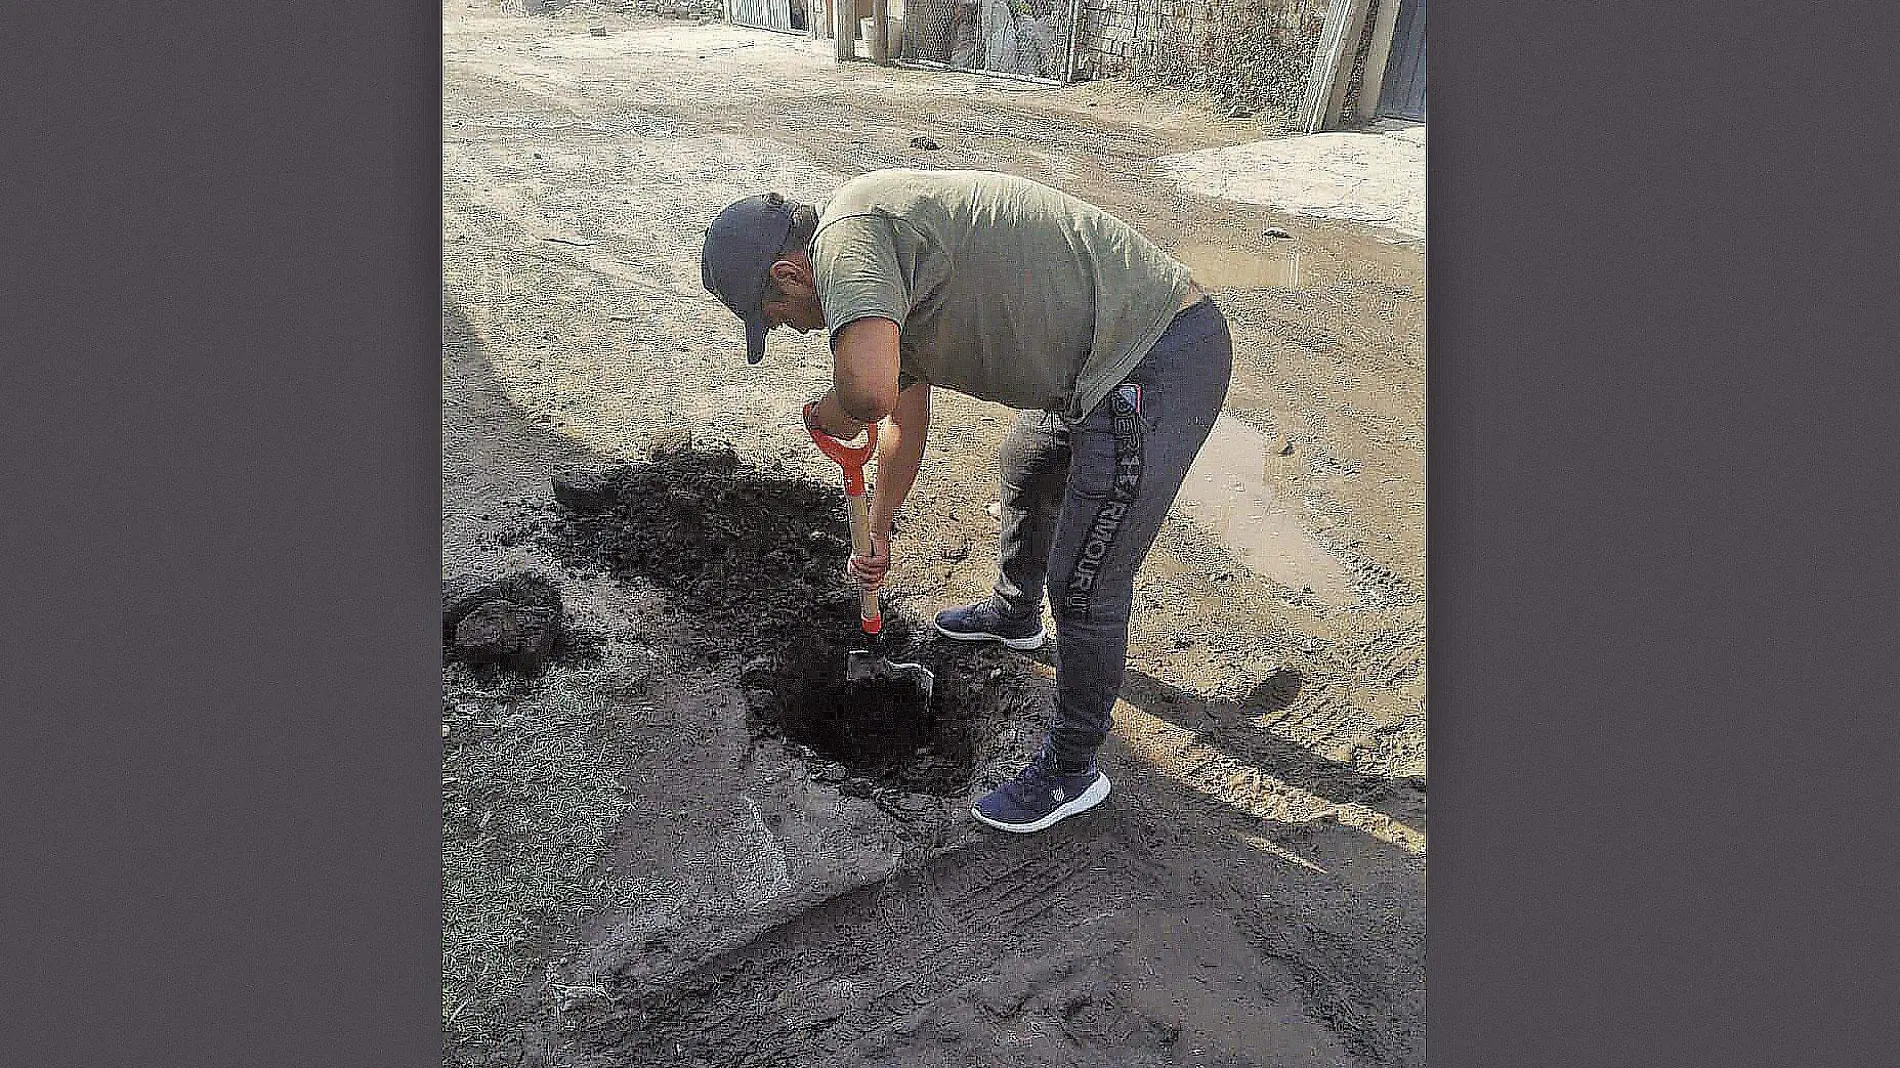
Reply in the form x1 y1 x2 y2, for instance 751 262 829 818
846 649 935 702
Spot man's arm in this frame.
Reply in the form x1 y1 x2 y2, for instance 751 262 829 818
808 316 903 437
841 380 927 591
869 380 930 544
809 315 923 590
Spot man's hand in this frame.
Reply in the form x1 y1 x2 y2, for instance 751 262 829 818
846 531 891 591
805 389 867 442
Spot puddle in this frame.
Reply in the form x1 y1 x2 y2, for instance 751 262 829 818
1175 414 1355 602
1172 241 1306 290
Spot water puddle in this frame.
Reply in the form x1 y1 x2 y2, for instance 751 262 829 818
1175 414 1355 602
1172 241 1306 290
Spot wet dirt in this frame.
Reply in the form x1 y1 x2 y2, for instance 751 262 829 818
443 5 1425 1067
534 444 1011 797
565 825 1394 1068
1175 413 1357 603
443 570 607 676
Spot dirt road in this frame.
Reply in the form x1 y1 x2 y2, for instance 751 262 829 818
443 5 1426 1066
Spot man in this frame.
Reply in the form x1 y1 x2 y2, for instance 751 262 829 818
701 169 1233 834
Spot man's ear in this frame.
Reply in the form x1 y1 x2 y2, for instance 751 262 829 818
769 255 814 291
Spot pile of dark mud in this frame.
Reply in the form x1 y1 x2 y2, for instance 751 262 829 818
540 444 863 642
537 444 1032 797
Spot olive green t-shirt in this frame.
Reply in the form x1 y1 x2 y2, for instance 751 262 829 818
810 169 1192 419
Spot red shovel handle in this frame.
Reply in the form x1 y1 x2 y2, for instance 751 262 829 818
803 400 878 495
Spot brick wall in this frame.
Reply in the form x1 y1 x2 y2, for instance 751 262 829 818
515 0 727 19
1074 0 1334 118
1076 0 1328 76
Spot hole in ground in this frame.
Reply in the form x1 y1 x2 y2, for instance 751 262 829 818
774 639 967 795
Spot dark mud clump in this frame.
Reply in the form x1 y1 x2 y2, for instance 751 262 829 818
442 570 598 675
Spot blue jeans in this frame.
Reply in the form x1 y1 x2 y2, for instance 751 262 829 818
989 298 1234 770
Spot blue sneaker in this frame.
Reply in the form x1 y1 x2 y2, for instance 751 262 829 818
933 599 1046 650
972 754 1111 834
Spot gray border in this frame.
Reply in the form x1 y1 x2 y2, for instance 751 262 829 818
2 2 1895 1064
0 3 441 1064
1427 1 1899 1064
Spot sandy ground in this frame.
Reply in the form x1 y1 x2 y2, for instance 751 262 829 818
443 5 1426 1066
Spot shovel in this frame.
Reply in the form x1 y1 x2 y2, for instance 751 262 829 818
804 403 935 703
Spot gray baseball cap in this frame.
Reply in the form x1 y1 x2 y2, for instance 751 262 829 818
700 192 804 364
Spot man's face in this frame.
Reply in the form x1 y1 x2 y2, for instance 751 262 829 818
761 256 826 335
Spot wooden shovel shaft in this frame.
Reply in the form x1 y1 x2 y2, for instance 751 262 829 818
803 402 882 635
846 490 880 633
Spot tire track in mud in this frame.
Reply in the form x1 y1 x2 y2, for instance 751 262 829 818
1228 874 1426 1068
571 834 1141 1066
568 813 1419 1066
1094 785 1425 1067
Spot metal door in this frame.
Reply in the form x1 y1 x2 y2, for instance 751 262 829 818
728 0 796 33
1377 0 1426 122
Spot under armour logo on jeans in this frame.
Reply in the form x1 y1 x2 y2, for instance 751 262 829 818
1063 383 1146 622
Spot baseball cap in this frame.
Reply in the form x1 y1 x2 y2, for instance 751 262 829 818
700 192 807 364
